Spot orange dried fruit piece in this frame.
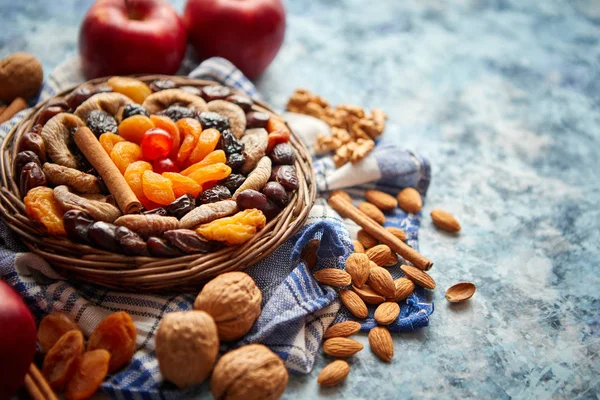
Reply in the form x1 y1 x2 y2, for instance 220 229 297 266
180 150 226 176
117 115 154 144
110 141 142 174
42 330 84 390
87 311 137 373
186 162 231 186
186 128 220 166
267 128 291 153
38 312 82 352
99 132 125 154
142 170 176 205
150 115 180 160
65 350 110 400
196 209 266 245
162 172 202 198
107 77 152 104
124 161 153 205
266 116 287 133
175 118 202 166
24 186 66 235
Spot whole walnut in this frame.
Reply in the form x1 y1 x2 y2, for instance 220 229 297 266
0 53 43 102
194 272 262 341
210 344 289 400
155 311 219 388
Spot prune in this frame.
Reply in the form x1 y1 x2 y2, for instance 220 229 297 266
201 85 232 101
246 111 270 129
225 94 253 113
262 181 289 207
180 86 202 96
198 111 230 132
196 185 231 205
63 210 94 243
17 130 46 162
159 105 196 121
270 142 296 165
272 165 299 191
122 104 150 119
34 105 67 127
163 229 219 253
147 237 183 257
165 194 196 219
226 152 245 170
219 174 246 193
235 189 280 219
150 79 176 92
15 151 41 176
66 86 94 110
87 110 118 137
88 222 120 252
143 207 169 216
115 226 148 256
217 129 243 155
20 162 46 195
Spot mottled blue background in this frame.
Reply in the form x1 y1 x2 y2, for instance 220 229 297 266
2 0 599 398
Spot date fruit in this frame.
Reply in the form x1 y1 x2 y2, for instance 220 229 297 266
165 194 196 219
147 237 184 257
235 189 280 220
63 210 94 243
272 165 299 191
20 162 47 195
164 229 218 253
201 85 232 101
225 94 253 112
246 111 270 129
17 130 46 163
262 181 289 207
115 226 148 256
88 221 120 252
14 151 41 176
270 142 296 165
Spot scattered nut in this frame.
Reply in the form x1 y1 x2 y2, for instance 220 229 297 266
0 53 43 102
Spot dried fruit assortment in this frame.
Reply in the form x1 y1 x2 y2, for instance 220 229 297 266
18 78 301 254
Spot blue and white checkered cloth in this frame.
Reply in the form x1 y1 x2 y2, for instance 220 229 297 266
0 57 433 399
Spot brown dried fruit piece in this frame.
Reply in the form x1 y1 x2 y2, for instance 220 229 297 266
339 289 368 319
114 214 179 239
397 188 422 213
240 128 268 173
322 337 363 357
207 99 246 139
365 190 397 211
87 311 137 372
369 326 393 362
142 89 208 114
324 321 361 339
196 209 266 245
210 344 288 400
65 349 110 400
374 302 400 325
313 268 352 287
233 156 271 198
194 272 262 341
43 163 102 194
179 200 238 229
345 253 370 288
54 185 122 223
40 113 86 169
358 202 385 225
42 330 84 390
401 265 436 290
38 312 82 352
431 209 461 232
317 360 350 387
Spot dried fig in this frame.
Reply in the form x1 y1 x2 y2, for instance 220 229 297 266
74 92 134 122
207 100 246 139
179 200 238 229
142 89 208 114
239 128 268 173
53 186 121 223
40 113 85 168
114 214 179 239
43 163 102 194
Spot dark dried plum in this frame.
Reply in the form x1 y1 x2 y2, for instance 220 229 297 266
270 142 296 165
180 86 202 96
197 111 230 132
20 162 46 195
235 189 280 219
225 94 253 113
196 185 231 205
163 229 219 253
165 194 196 219
147 237 183 257
262 181 289 207
226 153 245 170
272 165 299 191
63 210 94 244
66 86 94 110
87 110 117 137
218 174 246 193
149 79 176 92
88 222 120 252
159 105 195 121
246 111 270 129
34 106 67 127
217 129 243 155
122 104 149 119
201 85 232 101
17 131 46 163
115 226 148 256
143 207 169 216
15 151 41 176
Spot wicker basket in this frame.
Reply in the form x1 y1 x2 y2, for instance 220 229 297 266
0 76 316 292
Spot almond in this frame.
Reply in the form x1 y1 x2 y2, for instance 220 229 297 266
368 326 393 362
339 289 368 319
431 209 460 232
313 268 351 287
401 265 436 289
368 260 379 269
366 245 392 267
385 227 407 242
397 188 422 213
301 239 320 271
323 337 363 357
365 190 397 211
357 229 378 249
358 202 385 225
352 240 365 253
317 360 350 387
329 189 352 204
445 282 476 303
388 278 415 302
383 252 399 267
368 267 396 298
352 285 386 305
324 321 361 339
345 253 370 288
374 302 400 325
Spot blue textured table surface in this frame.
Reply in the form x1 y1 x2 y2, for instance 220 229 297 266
2 0 599 398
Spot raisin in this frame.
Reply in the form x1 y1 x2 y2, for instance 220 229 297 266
63 210 94 243
17 130 46 163
163 229 219 253
34 105 67 127
187 163 231 186
164 193 195 219
38 312 81 353
201 85 232 101
219 174 246 193
107 77 152 104
124 161 153 208
197 185 231 205
187 128 221 166
226 152 245 171
87 311 137 373
197 111 230 132
65 350 110 400
42 330 84 390
235 189 280 219
99 132 125 154
19 162 46 195
270 142 296 165
180 86 202 96
143 170 176 205
163 173 202 198
110 141 143 173
115 226 148 256
246 111 270 129
15 151 41 176
225 94 253 113
88 221 120 252
143 207 168 216
149 79 176 92
122 104 150 119
24 187 66 235
196 209 267 245
217 129 243 155
87 110 117 137
159 105 196 121
262 181 289 207
272 165 299 191
118 115 154 144
147 236 184 257
66 86 94 110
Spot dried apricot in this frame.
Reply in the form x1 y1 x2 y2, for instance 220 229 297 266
180 150 226 176
142 170 176 205
163 172 202 198
42 330 84 390
175 118 202 166
38 312 82 352
99 132 125 154
110 141 142 174
87 311 136 373
187 162 231 186
65 350 110 400
266 116 287 133
124 161 153 206
186 128 221 166
117 115 154 144
107 77 152 104
266 128 291 153
150 115 180 160
24 186 66 235
196 209 266 245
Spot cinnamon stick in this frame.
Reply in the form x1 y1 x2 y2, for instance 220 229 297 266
24 363 58 400
329 194 433 270
0 97 27 124
74 127 141 214
0 104 7 114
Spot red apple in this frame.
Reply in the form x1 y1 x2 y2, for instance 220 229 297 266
79 0 187 79
183 0 286 79
0 281 37 398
